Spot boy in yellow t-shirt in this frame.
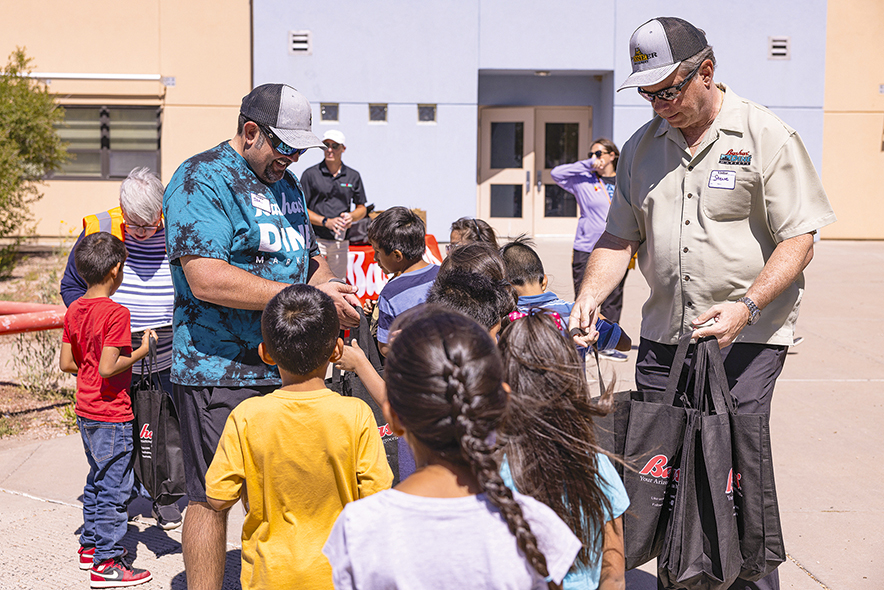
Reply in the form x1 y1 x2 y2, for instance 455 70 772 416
205 284 393 590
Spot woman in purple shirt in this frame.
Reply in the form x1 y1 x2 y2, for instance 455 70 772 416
551 139 629 362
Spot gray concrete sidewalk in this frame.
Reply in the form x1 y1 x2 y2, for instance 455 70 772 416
0 240 881 589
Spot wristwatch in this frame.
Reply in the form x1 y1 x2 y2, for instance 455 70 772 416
737 296 761 325
322 216 329 227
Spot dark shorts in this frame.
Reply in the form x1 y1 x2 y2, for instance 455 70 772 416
172 383 276 503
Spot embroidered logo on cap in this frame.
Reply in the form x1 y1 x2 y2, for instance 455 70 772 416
632 47 658 64
718 149 752 166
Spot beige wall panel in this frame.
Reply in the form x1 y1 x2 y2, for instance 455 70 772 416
824 0 884 112
29 105 241 237
30 181 121 238
821 113 884 239
160 105 242 183
0 1 160 74
158 0 251 107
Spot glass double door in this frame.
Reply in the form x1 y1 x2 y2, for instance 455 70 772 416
478 106 592 238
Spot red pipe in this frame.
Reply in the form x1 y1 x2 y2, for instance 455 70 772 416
0 309 66 335
0 302 66 314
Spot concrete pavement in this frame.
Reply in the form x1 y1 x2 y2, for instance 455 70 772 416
0 239 880 589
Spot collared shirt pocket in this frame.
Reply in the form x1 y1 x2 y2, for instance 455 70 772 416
701 170 759 221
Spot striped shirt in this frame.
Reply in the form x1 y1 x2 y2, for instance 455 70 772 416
111 228 174 373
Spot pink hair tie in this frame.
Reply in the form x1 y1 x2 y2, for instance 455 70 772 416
506 309 567 333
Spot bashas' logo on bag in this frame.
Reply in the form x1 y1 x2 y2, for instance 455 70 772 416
139 423 153 460
639 454 679 483
725 468 743 494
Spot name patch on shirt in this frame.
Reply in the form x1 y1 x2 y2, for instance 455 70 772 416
708 170 737 190
718 149 752 166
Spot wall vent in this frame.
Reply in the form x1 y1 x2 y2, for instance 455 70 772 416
768 37 790 60
289 31 312 55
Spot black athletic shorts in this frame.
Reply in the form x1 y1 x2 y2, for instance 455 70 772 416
172 383 276 503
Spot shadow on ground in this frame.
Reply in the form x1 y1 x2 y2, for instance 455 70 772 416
171 550 242 590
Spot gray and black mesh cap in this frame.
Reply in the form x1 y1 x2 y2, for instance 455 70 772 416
240 84 325 150
617 17 708 91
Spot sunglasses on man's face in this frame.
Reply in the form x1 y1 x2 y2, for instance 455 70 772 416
637 63 702 102
257 124 307 157
324 142 342 151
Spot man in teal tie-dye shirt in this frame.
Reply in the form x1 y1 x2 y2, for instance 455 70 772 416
163 84 362 590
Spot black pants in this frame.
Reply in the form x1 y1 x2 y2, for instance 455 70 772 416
572 249 627 323
638 338 787 590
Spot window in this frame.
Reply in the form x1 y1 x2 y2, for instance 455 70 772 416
321 103 339 122
52 106 161 179
369 104 387 122
418 104 436 123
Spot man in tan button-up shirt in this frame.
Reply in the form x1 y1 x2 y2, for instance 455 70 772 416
570 19 835 589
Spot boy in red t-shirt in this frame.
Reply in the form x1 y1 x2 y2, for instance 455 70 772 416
60 232 156 589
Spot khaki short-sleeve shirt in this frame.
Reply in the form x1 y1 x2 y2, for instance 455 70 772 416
607 85 836 346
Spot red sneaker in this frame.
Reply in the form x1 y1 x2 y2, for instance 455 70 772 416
78 546 95 570
90 557 152 588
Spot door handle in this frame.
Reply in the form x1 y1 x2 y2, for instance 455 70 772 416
526 170 531 193
536 170 542 191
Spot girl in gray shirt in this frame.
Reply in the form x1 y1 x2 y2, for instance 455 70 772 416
324 306 580 589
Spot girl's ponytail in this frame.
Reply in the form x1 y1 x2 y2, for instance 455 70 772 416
386 308 559 590
449 368 557 590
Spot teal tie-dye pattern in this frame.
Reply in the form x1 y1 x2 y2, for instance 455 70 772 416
163 142 318 386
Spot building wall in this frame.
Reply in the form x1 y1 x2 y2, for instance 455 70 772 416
5 0 848 239
821 0 884 239
0 0 250 238
259 0 830 238
612 1 828 174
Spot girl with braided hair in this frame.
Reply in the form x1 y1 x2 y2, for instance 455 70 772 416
324 306 580 589
497 311 629 590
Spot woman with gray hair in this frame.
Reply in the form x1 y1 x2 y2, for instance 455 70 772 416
60 167 183 531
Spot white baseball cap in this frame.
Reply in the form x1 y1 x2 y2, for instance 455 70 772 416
322 129 346 146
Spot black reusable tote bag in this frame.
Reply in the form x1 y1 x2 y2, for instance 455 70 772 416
658 336 742 590
704 341 786 581
131 337 186 506
327 311 400 483
593 333 695 570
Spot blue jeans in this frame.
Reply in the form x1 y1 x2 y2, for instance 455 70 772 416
77 417 135 564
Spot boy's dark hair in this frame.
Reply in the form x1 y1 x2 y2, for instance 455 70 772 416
426 268 515 330
261 284 340 376
385 306 554 583
450 217 498 247
439 241 506 280
74 232 128 286
500 235 545 287
367 206 426 260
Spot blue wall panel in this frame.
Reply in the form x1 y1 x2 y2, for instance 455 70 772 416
253 0 828 236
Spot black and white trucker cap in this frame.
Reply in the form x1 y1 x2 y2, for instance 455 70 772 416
240 84 325 149
617 17 708 91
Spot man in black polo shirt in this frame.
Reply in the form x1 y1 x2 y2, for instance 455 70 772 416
302 129 368 279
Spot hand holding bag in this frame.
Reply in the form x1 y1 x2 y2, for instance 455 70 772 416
658 336 742 590
593 333 695 570
131 336 186 506
705 341 786 581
